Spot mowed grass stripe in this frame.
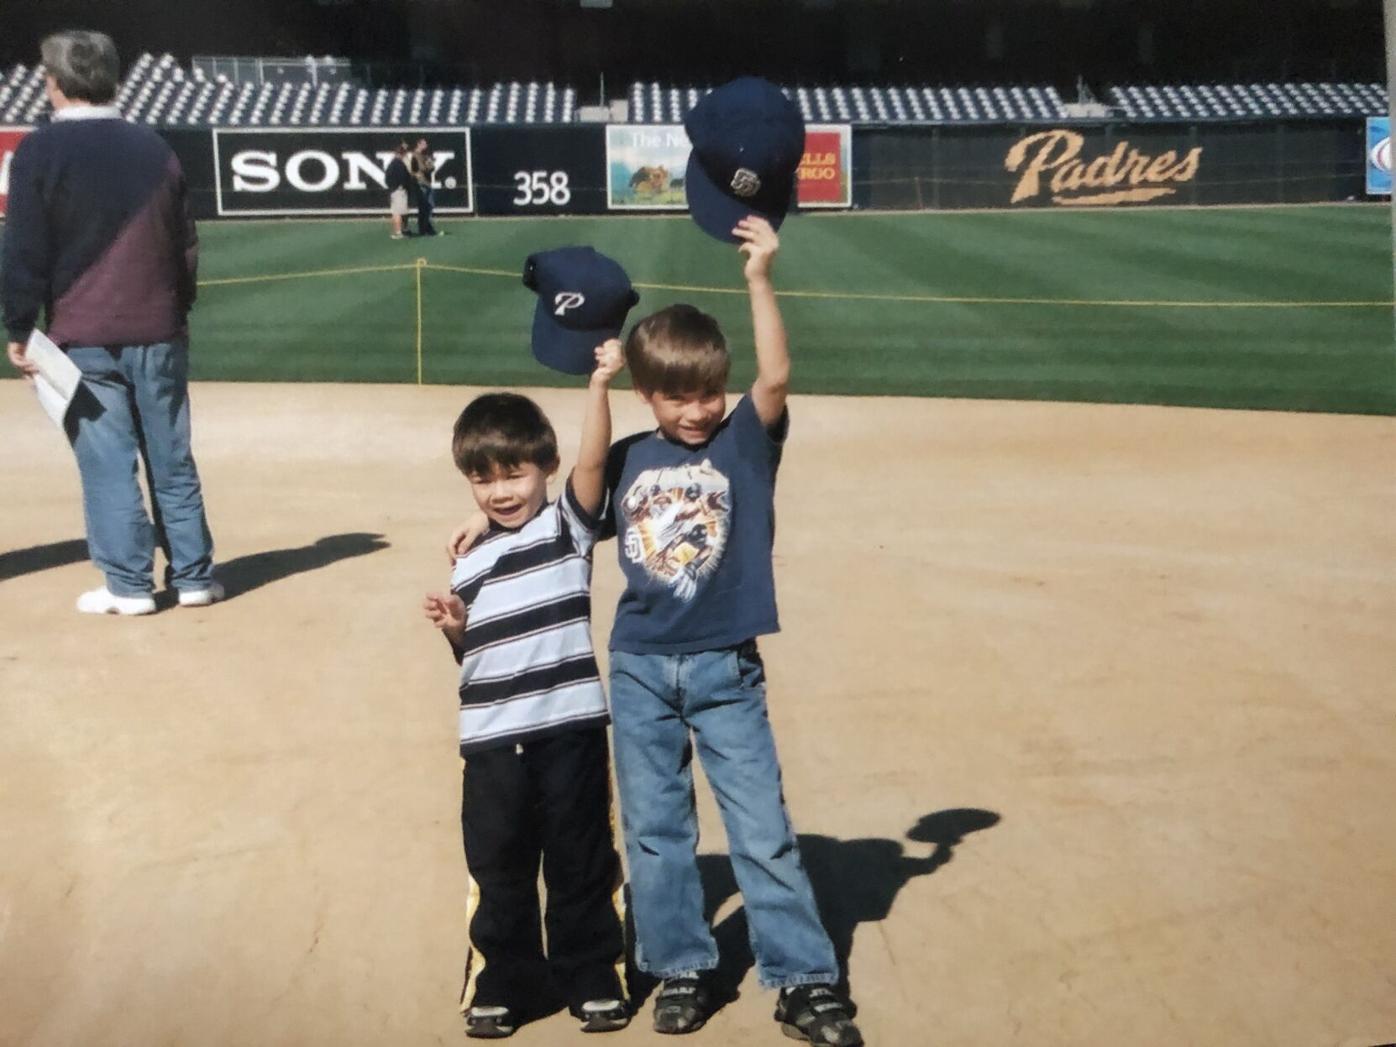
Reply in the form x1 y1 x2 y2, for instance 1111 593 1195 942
193 207 1393 412
195 266 419 383
5 205 1389 412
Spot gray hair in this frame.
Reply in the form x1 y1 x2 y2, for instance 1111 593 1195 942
40 31 120 104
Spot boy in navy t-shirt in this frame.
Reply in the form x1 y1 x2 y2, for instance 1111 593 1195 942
602 217 862 1045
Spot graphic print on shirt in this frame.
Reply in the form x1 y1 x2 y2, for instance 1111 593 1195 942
620 460 730 600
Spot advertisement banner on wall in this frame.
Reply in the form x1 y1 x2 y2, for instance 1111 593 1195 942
1003 129 1203 207
472 126 605 215
859 122 1364 210
1366 117 1391 195
1 126 34 218
798 124 852 208
212 128 473 216
607 123 855 211
606 124 690 210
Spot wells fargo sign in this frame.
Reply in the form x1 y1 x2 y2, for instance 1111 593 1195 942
797 124 852 208
0 127 33 218
1005 130 1203 206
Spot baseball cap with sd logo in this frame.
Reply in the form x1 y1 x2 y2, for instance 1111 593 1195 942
683 76 806 243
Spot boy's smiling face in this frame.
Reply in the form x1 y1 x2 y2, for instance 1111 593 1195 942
641 388 727 447
467 461 556 530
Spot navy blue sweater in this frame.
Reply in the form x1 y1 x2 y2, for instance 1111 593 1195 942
2 112 197 347
385 155 414 193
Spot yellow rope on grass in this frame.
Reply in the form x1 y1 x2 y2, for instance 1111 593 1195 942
419 262 1394 309
198 259 1395 309
199 262 418 288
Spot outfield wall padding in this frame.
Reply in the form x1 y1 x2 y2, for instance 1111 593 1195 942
852 121 1367 209
153 121 1369 220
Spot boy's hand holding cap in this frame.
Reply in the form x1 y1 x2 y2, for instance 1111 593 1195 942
522 246 640 375
592 338 625 386
683 76 806 244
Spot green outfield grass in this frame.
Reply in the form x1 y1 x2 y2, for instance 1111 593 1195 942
7 205 1396 413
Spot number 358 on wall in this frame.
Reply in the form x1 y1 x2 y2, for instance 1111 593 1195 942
513 170 572 206
469 127 604 215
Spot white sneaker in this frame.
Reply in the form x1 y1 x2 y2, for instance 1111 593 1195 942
177 581 225 608
76 587 156 616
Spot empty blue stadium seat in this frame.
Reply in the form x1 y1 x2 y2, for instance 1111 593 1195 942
1107 79 1384 121
0 55 1382 128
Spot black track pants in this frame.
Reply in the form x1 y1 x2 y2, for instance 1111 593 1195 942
459 726 625 1013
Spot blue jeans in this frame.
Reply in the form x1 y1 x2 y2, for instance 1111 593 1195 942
609 642 838 988
65 342 214 598
417 185 436 235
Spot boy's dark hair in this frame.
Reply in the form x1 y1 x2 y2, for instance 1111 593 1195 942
452 393 559 477
624 304 730 397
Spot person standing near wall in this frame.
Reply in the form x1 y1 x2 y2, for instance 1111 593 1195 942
386 140 416 239
409 136 439 237
2 30 219 615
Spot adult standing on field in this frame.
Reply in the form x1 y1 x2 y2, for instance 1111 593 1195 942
386 140 415 238
2 30 219 616
409 136 439 236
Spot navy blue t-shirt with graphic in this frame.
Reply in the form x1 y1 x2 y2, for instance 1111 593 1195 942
602 394 788 654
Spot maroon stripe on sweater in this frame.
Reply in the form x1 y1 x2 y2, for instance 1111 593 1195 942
48 153 196 348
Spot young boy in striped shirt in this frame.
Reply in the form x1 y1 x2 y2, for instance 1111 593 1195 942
423 341 628 1039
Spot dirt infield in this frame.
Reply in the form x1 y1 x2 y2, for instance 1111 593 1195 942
2 380 1394 1047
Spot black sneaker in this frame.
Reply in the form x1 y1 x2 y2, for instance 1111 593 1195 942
653 975 712 1035
464 1004 516 1039
774 985 863 1046
573 997 630 1033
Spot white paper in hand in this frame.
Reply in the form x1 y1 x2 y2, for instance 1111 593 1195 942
25 329 83 429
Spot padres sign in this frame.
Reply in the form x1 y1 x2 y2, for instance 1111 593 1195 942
1004 130 1203 206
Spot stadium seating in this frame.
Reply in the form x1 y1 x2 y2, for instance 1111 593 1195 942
1106 81 1387 121
626 81 1069 123
0 63 48 124
0 53 577 126
0 53 1384 127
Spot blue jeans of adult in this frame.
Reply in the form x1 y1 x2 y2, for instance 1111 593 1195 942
64 342 215 598
417 184 436 235
608 641 839 988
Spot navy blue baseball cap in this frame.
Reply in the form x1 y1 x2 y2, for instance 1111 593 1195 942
522 246 640 375
684 77 806 243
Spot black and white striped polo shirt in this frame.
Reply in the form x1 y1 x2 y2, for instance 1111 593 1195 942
450 481 608 755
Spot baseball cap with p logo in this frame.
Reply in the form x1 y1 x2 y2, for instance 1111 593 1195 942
683 76 806 243
522 246 640 375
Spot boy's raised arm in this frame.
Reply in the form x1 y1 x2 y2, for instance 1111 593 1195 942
735 216 789 428
571 338 625 517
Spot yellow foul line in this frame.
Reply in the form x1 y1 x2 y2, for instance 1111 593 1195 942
199 260 1395 309
773 288 1394 308
415 258 426 385
631 279 1392 309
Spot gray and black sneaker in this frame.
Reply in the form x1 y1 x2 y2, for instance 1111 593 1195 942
653 974 711 1034
774 985 863 1046
574 998 630 1033
464 1004 516 1039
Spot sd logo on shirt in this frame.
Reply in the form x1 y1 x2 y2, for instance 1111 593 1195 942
620 461 730 601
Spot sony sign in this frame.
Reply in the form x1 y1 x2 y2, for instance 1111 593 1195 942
213 128 473 215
